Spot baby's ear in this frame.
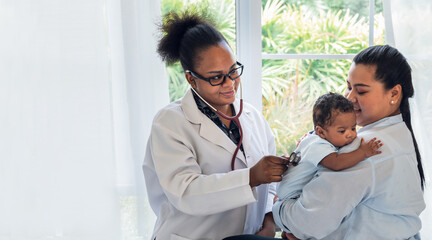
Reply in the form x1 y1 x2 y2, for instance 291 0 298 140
315 126 326 139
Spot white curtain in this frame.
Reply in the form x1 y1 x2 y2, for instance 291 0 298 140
0 0 167 239
387 0 432 238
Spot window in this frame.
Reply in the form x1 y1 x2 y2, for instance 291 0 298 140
259 0 385 154
161 0 386 155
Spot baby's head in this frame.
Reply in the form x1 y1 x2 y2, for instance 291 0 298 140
313 93 357 147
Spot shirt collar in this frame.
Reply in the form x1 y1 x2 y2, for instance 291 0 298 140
191 90 237 127
358 114 403 133
182 88 248 125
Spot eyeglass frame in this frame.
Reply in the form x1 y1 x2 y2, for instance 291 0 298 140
185 61 244 86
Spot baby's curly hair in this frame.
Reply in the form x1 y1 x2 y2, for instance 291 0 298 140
313 92 354 128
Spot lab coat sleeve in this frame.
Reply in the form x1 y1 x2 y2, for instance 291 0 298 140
266 182 277 214
264 117 277 214
276 161 374 239
150 118 257 216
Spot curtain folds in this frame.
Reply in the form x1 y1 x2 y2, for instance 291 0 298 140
388 0 432 238
0 0 167 239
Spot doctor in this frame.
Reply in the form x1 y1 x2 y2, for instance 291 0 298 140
143 10 289 240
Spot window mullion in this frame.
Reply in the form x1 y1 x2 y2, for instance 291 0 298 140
236 0 263 112
383 0 395 46
369 0 375 46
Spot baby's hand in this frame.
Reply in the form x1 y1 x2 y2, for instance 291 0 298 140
360 137 383 157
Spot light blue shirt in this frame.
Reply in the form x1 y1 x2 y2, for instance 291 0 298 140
276 133 361 201
273 114 425 239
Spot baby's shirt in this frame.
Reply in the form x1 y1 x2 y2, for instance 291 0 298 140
273 132 361 233
276 132 361 200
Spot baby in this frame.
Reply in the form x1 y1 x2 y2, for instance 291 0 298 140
273 92 383 231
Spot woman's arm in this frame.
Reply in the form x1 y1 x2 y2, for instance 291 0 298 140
275 162 373 239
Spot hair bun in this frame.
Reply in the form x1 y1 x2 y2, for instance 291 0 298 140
157 11 209 65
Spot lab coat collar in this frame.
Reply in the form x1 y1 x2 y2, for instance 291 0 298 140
358 114 403 133
181 89 251 167
181 89 251 123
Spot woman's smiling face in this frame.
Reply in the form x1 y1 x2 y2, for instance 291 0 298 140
345 63 396 127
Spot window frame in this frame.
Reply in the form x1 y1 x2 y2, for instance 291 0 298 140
235 0 394 111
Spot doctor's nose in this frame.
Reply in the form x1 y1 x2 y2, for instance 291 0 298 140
221 75 235 87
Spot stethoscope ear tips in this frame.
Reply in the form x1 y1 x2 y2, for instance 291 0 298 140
288 152 301 166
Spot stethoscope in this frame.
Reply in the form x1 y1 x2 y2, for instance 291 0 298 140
191 81 301 170
287 152 301 166
190 81 243 171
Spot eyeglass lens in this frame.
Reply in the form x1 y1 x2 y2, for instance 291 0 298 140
210 66 243 86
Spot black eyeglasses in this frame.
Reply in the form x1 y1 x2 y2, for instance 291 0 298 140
186 61 244 86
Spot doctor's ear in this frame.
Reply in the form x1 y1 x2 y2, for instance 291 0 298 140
185 72 197 88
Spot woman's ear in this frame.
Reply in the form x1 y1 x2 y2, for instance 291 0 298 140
390 84 402 104
315 126 327 139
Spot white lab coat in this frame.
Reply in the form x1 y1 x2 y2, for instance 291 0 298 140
143 89 277 240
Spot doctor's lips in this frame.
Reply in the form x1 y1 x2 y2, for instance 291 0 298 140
220 90 235 97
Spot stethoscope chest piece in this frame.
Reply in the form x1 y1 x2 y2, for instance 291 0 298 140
288 152 301 166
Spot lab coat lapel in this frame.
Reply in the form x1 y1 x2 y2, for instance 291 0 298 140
182 90 247 167
236 101 253 166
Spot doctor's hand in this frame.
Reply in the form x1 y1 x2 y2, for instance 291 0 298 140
249 156 289 187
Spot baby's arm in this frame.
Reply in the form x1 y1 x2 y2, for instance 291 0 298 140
320 137 383 171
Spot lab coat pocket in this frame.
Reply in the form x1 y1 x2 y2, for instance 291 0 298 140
170 233 194 240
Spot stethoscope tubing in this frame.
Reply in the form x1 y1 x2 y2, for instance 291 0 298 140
215 100 243 170
191 81 243 171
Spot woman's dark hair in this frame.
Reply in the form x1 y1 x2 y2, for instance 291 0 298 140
353 45 425 189
157 10 228 71
313 92 354 128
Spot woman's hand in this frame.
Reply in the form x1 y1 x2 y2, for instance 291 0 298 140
255 212 276 237
250 156 289 187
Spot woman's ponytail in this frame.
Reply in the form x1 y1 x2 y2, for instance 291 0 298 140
401 97 425 189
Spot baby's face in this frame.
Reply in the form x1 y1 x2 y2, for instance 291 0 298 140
322 111 357 147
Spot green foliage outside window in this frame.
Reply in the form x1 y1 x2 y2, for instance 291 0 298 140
160 0 385 155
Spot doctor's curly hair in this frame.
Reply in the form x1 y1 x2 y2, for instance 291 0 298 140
157 10 229 72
